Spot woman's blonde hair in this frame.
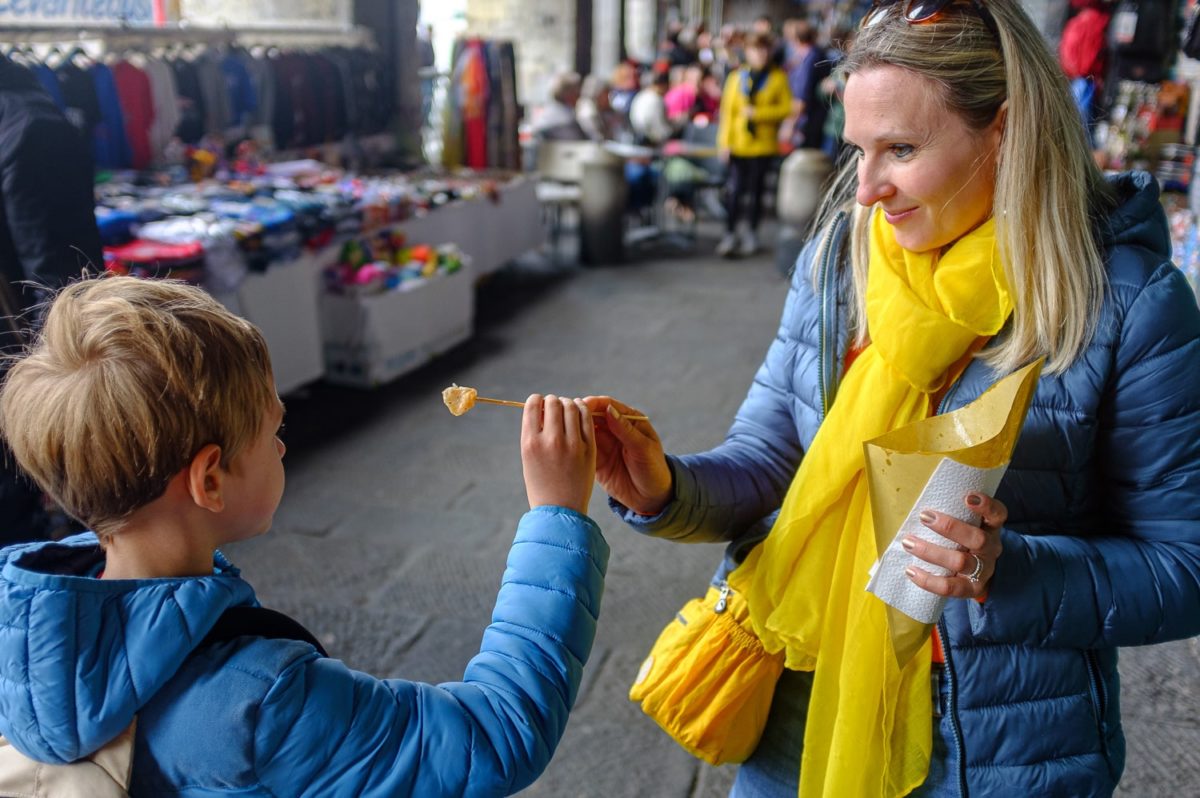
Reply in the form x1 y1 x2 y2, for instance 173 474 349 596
0 277 276 536
814 0 1117 374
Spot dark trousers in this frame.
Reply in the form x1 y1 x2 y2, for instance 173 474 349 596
725 155 774 233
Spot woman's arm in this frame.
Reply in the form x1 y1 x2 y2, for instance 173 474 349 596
753 70 794 125
603 238 825 544
716 72 738 152
967 262 1200 649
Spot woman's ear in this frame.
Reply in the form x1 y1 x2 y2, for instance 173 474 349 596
990 100 1008 148
186 444 226 513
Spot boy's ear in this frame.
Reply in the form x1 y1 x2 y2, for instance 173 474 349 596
185 444 226 513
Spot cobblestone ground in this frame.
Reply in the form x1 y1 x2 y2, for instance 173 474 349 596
225 240 1200 797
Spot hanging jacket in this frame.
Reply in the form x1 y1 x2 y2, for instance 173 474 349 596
611 171 1200 796
716 66 792 158
0 507 609 797
0 56 101 314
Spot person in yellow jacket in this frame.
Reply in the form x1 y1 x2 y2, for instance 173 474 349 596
716 32 793 257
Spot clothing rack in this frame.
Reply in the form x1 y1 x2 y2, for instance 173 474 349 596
0 22 375 51
2 20 392 170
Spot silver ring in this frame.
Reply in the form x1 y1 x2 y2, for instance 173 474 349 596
965 554 983 583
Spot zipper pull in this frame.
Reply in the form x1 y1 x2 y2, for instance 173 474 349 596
714 583 731 614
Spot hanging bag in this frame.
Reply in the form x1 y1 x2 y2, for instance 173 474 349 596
628 581 784 765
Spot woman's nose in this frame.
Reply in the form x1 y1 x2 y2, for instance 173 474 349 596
856 157 894 207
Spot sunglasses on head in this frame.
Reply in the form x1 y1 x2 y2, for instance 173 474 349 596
862 0 1002 50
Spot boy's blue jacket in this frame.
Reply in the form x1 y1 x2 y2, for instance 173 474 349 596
612 172 1200 796
0 507 608 797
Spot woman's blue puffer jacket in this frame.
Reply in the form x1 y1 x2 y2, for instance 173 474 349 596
0 507 607 797
613 172 1200 796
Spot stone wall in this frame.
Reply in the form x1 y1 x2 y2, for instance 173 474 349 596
177 0 352 25
466 0 576 108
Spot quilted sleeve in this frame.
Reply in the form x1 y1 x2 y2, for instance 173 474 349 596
254 507 608 798
610 239 818 544
968 261 1200 648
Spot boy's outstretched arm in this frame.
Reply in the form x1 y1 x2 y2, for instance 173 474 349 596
254 396 607 797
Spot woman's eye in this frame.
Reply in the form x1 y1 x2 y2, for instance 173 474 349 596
890 144 915 158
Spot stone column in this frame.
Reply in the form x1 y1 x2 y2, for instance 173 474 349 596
592 0 622 79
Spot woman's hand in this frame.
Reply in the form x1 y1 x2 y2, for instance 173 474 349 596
583 396 673 516
521 395 596 515
903 493 1007 599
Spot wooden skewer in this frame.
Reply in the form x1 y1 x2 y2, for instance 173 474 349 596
477 395 649 421
475 397 526 409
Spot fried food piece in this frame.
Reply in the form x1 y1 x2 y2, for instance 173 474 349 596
442 384 478 416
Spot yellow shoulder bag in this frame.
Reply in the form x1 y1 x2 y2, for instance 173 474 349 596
628 580 784 765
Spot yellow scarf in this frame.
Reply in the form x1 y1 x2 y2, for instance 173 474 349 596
730 209 1012 796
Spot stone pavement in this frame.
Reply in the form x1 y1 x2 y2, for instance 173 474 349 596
224 240 1200 797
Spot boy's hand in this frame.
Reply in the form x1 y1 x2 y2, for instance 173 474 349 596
521 395 596 515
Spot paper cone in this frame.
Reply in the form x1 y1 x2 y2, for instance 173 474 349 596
863 358 1044 665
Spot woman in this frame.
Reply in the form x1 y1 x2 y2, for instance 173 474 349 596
716 32 792 258
586 0 1200 795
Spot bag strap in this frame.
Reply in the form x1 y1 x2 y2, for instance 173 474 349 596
200 605 328 657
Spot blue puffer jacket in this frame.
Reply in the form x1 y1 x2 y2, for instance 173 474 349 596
614 172 1200 796
0 507 608 797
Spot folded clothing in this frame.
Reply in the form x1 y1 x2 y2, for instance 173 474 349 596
104 239 206 283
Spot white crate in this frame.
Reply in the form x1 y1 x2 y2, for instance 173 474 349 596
394 178 545 276
216 252 325 395
320 267 474 388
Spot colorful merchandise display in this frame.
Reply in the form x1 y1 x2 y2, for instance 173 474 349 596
88 164 539 393
93 164 522 294
324 232 468 297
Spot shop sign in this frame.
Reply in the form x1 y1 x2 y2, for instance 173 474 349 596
0 0 157 24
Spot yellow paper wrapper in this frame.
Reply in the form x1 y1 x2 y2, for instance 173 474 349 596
863 358 1044 665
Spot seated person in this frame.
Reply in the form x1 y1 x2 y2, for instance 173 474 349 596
664 64 718 124
629 70 675 146
609 61 640 117
0 276 608 796
577 75 630 142
532 71 588 141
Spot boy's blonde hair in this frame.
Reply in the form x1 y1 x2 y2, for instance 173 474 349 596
0 277 275 535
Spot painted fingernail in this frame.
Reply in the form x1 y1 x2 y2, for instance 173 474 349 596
608 405 622 420
967 494 982 507
919 510 936 525
901 538 916 552
905 567 918 581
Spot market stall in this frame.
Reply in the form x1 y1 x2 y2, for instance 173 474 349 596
1 19 543 394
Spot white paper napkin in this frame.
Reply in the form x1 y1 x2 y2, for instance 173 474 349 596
866 457 1009 623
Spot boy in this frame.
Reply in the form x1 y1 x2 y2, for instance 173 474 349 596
0 277 607 796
